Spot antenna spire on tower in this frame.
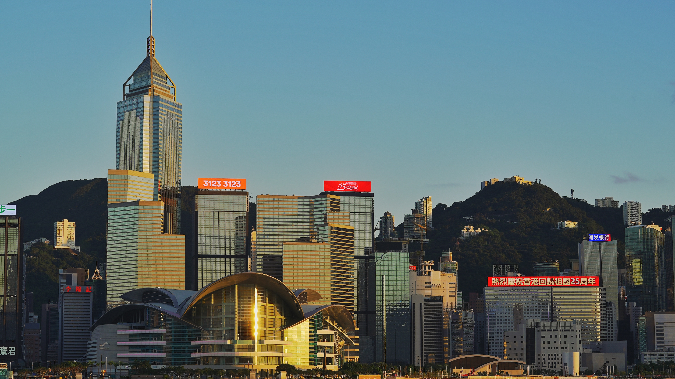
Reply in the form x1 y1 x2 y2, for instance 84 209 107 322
147 0 155 57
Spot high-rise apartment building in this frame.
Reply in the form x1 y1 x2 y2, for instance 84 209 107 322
58 268 93 362
0 216 23 364
623 201 642 226
415 196 432 228
579 240 619 340
193 190 249 289
378 212 396 240
625 225 665 312
404 212 427 241
116 23 182 234
596 197 619 208
54 219 77 250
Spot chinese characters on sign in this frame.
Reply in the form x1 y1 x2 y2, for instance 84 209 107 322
0 347 15 356
60 285 93 293
0 205 16 216
323 181 372 192
589 234 612 242
198 178 246 190
409 265 417 271
488 276 600 287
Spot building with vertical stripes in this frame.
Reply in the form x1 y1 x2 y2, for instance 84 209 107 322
0 216 23 364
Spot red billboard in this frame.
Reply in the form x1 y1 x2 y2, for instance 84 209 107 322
488 276 599 287
324 181 371 192
198 178 246 190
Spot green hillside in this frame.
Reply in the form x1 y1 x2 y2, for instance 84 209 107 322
425 182 625 295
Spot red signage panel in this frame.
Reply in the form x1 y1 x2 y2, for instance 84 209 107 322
198 178 247 190
60 285 93 293
488 276 599 287
324 181 371 192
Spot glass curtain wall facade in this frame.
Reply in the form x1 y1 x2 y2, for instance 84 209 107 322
107 201 185 306
194 191 249 289
484 286 605 357
117 35 182 234
625 225 665 312
579 240 618 340
283 243 332 304
0 217 22 362
374 241 411 364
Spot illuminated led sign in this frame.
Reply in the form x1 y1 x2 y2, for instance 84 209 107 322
0 205 16 216
60 285 93 293
323 181 372 192
198 178 246 190
0 347 16 356
409 265 417 271
589 234 611 242
488 276 599 287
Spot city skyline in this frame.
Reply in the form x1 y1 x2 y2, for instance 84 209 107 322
2 1 675 223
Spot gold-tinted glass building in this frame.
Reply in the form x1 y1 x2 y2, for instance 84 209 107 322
116 29 182 234
255 195 355 312
107 170 185 307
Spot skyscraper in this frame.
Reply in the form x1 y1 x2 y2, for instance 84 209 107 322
0 216 23 363
116 16 182 234
579 239 618 340
625 225 665 312
415 196 432 228
194 190 249 289
54 219 77 250
623 201 642 227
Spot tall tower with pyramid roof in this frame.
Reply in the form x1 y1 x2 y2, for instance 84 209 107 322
116 5 182 234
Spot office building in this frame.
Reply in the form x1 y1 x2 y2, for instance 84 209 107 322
640 312 675 363
596 197 619 208
623 201 642 226
411 260 458 366
484 278 605 358
415 196 432 229
534 261 560 276
54 219 78 250
378 212 396 240
58 268 93 362
41 303 58 365
24 322 41 366
579 240 619 340
107 200 185 306
107 169 154 203
0 216 23 363
625 225 665 312
504 320 582 373
116 20 182 234
374 240 410 364
194 190 249 289
282 225 355 312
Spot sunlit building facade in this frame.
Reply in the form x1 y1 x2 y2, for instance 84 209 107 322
89 273 355 371
116 31 182 234
107 169 154 203
54 219 77 250
485 285 605 358
194 190 249 289
415 196 432 228
107 201 185 307
579 239 618 340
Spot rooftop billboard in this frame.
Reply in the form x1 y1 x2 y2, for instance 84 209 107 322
198 178 246 190
488 276 599 287
324 181 371 192
589 234 611 242
0 205 16 216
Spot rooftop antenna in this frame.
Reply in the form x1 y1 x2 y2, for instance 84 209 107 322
147 0 155 57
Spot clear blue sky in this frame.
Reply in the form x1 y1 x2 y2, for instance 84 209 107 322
2 1 674 223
